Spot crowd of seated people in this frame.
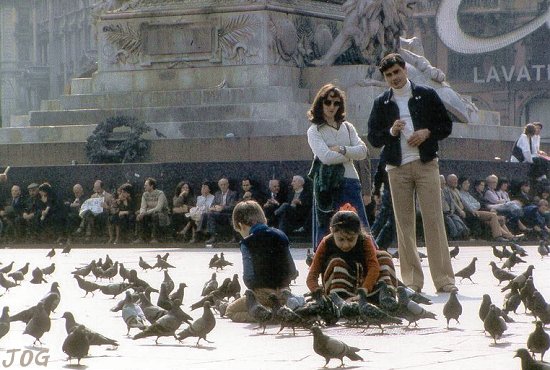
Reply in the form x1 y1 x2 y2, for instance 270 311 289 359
0 174 313 245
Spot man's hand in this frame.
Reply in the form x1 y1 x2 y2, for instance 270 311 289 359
407 129 430 147
136 213 144 221
390 119 406 136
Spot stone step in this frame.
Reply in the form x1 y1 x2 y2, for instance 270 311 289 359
29 102 311 127
40 100 61 111
59 86 311 110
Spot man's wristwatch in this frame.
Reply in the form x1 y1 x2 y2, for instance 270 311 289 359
338 146 347 155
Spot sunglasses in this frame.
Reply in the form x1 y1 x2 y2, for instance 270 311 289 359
323 99 341 107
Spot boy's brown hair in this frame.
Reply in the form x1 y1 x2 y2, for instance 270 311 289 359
232 200 267 229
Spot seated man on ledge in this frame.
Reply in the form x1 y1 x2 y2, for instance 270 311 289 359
134 177 170 244
202 177 238 244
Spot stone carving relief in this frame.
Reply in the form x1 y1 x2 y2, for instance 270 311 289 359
219 15 260 64
102 23 143 64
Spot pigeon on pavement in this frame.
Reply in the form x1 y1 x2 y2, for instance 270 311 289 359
311 326 363 367
527 321 550 361
99 282 132 299
449 245 460 259
39 282 60 313
176 301 216 346
74 275 101 297
71 261 94 277
169 283 188 303
23 302 51 345
201 273 218 296
208 254 219 269
501 265 535 292
0 273 17 293
538 240 550 259
61 311 118 346
489 261 516 285
395 286 436 327
153 256 175 270
357 288 402 331
138 256 154 271
502 283 522 315
122 291 147 335
0 307 10 340
46 248 55 258
244 289 272 334
227 274 241 300
454 257 477 283
30 267 47 284
138 292 167 324
443 288 462 328
40 263 55 276
483 304 507 344
514 348 550 370
162 270 175 295
134 299 189 344
62 325 89 365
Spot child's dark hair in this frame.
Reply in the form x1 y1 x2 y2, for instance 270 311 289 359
330 211 364 235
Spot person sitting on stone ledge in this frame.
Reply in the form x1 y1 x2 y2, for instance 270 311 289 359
63 184 85 244
201 177 238 244
172 181 195 240
440 175 469 240
275 175 312 236
262 178 287 227
110 183 136 244
238 177 265 204
36 183 65 243
186 181 215 243
76 180 114 243
22 183 40 242
0 185 26 243
134 177 170 244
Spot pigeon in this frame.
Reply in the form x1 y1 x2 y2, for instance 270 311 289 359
212 252 233 271
510 242 528 257
395 286 436 327
62 325 89 365
102 254 114 270
0 273 18 293
99 282 132 299
483 304 507 344
399 284 433 305
280 289 306 311
502 252 526 270
538 240 550 259
157 282 173 311
208 254 219 269
122 291 147 335
521 277 538 314
160 253 170 261
443 288 462 328
23 302 51 345
39 282 60 313
40 263 55 276
7 271 24 285
15 262 30 276
30 267 47 284
9 305 36 324
501 265 535 292
329 292 362 325
46 248 55 258
91 261 106 280
169 283 188 303
0 307 10 340
357 288 402 331
61 312 118 346
527 321 550 361
201 273 218 296
0 262 13 275
375 281 398 312
531 291 550 324
311 326 363 367
162 270 175 295
479 294 513 324
515 348 550 370
295 289 340 327
101 261 119 281
74 275 101 297
138 256 154 271
226 274 241 300
134 299 190 344
61 245 71 254
128 269 158 292
268 293 304 335
501 245 513 258
119 263 130 281
153 256 175 270
491 245 504 261
111 290 140 312
305 249 314 266
454 257 477 284
244 289 272 334
138 292 167 324
502 282 522 315
71 261 94 277
449 245 460 259
176 301 216 346
489 261 516 285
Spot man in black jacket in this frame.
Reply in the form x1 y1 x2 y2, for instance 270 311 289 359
367 53 456 294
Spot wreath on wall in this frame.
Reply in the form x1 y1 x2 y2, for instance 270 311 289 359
86 116 151 164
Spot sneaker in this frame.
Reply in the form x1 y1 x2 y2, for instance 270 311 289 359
437 284 458 293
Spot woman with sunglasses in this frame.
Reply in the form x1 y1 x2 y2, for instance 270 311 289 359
307 83 370 249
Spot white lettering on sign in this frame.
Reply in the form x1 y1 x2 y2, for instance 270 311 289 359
473 65 550 83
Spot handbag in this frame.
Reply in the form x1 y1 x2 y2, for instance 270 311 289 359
512 139 524 162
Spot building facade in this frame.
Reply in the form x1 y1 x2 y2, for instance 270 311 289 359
0 0 548 128
0 0 95 127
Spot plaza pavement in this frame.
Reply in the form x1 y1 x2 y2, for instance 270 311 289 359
0 242 547 370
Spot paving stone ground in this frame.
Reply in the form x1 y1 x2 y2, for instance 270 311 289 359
0 243 547 370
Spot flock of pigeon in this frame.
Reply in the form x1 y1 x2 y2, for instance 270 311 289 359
0 241 547 369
